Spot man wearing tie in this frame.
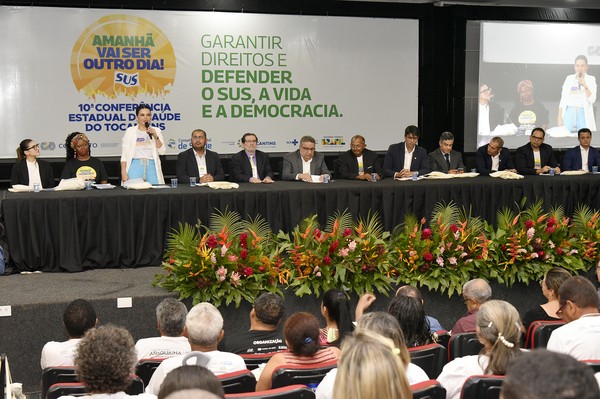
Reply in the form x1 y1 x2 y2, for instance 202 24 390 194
428 131 465 174
383 125 430 178
230 133 275 183
282 135 331 181
337 135 382 180
176 129 225 183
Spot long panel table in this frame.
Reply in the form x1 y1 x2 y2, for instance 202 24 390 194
3 175 600 272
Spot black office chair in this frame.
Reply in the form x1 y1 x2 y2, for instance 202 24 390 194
225 384 316 399
271 360 337 389
526 320 565 349
447 332 484 361
460 375 504 399
408 343 447 379
411 379 447 399
240 352 280 370
41 368 78 399
135 358 165 386
218 369 257 394
45 376 144 399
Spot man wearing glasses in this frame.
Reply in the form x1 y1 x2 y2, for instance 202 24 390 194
382 125 430 179
451 278 492 334
282 135 331 182
475 136 516 176
514 127 560 175
230 133 274 183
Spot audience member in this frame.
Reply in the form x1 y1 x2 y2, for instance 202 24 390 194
255 312 341 391
478 83 505 137
146 302 246 395
176 129 225 184
121 103 166 185
337 135 382 181
319 289 355 346
396 285 444 332
163 390 221 399
41 299 97 369
218 292 286 354
475 136 515 175
11 139 55 188
316 312 428 399
558 54 597 133
562 128 600 172
451 278 492 334
332 331 411 399
157 366 224 399
547 276 600 359
437 300 522 399
61 132 109 184
509 80 549 130
501 349 600 399
135 298 191 360
521 267 571 333
387 295 435 347
230 133 274 183
59 324 155 399
428 131 465 174
514 127 560 175
281 136 331 181
382 125 430 178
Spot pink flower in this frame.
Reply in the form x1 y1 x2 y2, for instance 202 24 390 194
548 240 555 249
527 227 535 239
316 272 322 277
343 228 352 237
338 248 349 257
423 252 434 262
567 249 578 256
421 228 432 239
216 266 227 282
530 252 539 259
240 249 248 259
525 220 534 229
228 254 238 262
454 231 460 240
210 253 217 264
436 257 444 266
323 256 332 265
449 256 457 265
348 240 357 251
230 271 241 286
460 252 468 259
221 245 228 257
409 250 416 257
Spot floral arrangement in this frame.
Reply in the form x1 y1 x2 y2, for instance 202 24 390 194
155 201 599 307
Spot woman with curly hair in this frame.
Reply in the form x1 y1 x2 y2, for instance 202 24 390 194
61 324 155 398
256 312 341 391
61 132 109 184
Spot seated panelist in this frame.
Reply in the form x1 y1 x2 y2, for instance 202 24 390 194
282 135 331 182
428 131 465 174
514 127 560 175
11 139 55 188
475 136 515 175
562 128 600 171
176 129 225 183
383 125 430 178
337 135 382 180
61 132 109 184
230 133 274 183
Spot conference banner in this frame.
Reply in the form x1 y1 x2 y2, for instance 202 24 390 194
0 7 418 158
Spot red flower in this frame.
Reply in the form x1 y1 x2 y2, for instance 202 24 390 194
557 248 564 255
343 228 352 237
450 224 459 233
323 256 332 265
206 235 218 249
258 266 265 273
421 228 433 239
547 217 556 227
525 220 534 229
329 240 339 253
242 267 254 276
423 252 434 262
313 228 321 238
240 249 248 259
537 251 545 258
501 244 507 251
545 226 555 234
239 232 248 248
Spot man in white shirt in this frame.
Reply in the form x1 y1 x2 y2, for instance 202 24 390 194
547 276 600 360
382 125 430 178
135 298 191 360
40 299 97 369
562 128 600 171
146 302 247 395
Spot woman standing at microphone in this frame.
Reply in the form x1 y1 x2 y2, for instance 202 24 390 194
558 54 597 133
120 103 166 185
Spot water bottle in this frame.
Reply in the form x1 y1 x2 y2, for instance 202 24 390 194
371 173 378 182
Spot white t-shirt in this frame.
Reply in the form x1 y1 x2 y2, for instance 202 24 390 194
41 339 81 369
437 354 490 399
58 392 156 399
145 350 247 395
547 314 600 360
135 336 191 360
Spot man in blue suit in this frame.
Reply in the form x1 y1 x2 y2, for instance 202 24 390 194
383 125 430 178
230 133 275 183
562 128 600 172
476 136 516 175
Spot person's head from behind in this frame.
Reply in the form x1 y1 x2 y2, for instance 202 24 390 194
387 295 430 347
333 330 411 399
557 276 600 322
501 349 600 399
462 278 492 311
63 299 97 338
487 137 504 157
438 131 454 154
356 311 410 366
283 312 320 356
476 300 522 375
157 366 225 399
17 139 40 161
321 289 354 344
396 285 423 302
252 293 285 327
164 390 223 399
578 128 592 149
540 267 571 301
156 298 188 337
186 302 223 348
75 324 135 393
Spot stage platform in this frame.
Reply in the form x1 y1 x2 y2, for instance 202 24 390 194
0 265 552 396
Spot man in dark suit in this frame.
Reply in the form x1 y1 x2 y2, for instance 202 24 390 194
282 136 331 181
428 131 465 174
382 125 430 178
562 128 600 172
337 135 382 180
176 129 225 183
514 127 560 175
230 133 274 183
476 136 516 176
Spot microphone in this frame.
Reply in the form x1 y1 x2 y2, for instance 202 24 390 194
145 122 152 139
578 72 583 89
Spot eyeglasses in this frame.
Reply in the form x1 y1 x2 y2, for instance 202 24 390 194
480 88 492 94
531 135 545 141
245 140 257 143
26 144 40 150
462 297 472 304
556 303 565 317
301 146 315 152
